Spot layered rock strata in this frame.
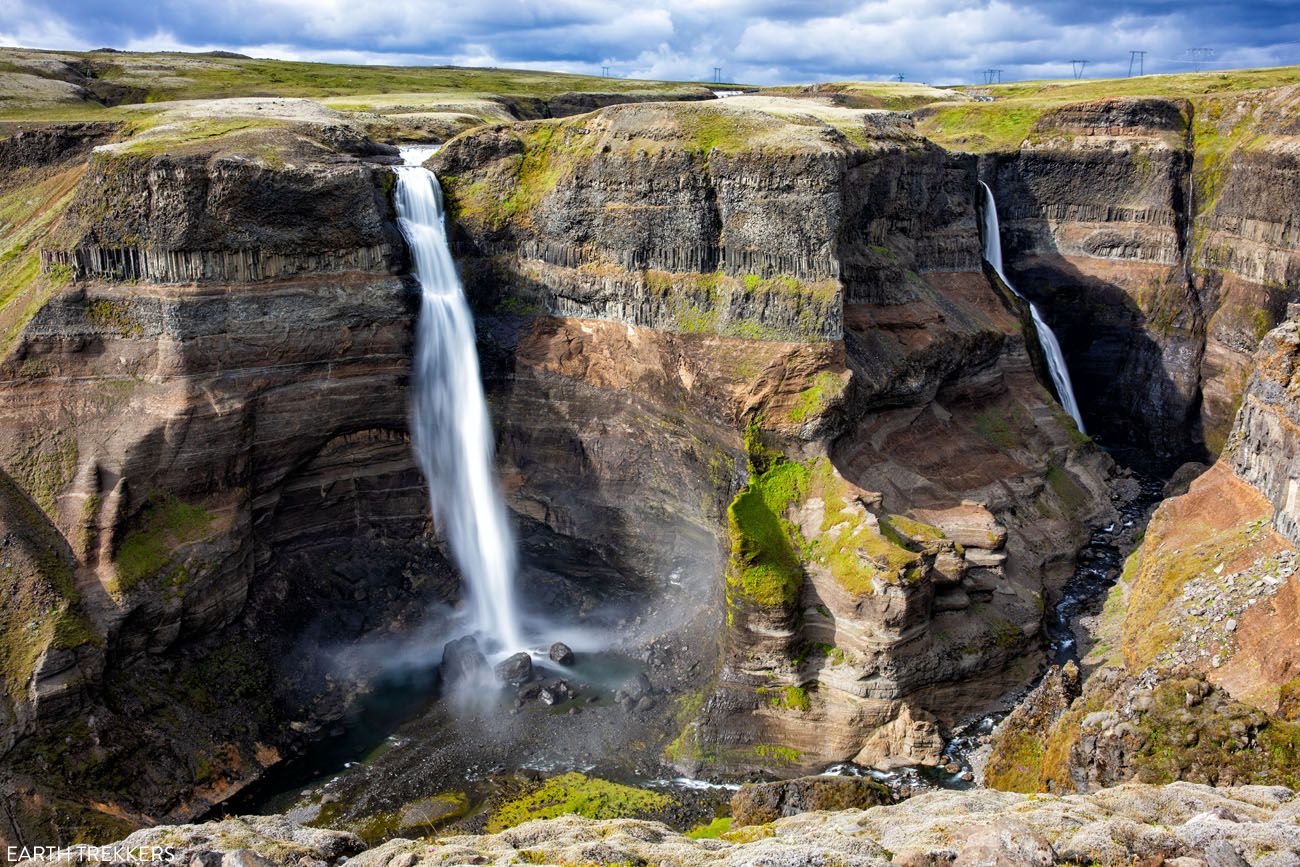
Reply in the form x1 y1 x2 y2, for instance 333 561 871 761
983 89 1300 463
433 99 1114 778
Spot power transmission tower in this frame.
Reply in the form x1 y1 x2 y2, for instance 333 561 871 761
601 65 610 78
713 66 722 83
1128 50 1146 76
1071 59 1088 79
992 68 1002 83
895 72 904 82
981 68 1002 84
1188 47 1215 72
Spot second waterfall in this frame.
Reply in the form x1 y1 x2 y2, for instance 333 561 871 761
394 145 525 653
980 181 1086 433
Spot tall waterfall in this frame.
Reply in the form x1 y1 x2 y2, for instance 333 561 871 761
395 146 524 653
979 182 1086 433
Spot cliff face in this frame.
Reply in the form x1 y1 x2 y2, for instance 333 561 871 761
1230 307 1300 544
0 116 456 841
985 314 1300 794
434 99 1113 777
984 88 1300 464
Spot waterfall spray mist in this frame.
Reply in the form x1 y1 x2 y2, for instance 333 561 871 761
980 181 1087 433
395 146 524 653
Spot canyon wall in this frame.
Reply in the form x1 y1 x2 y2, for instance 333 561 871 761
983 87 1300 464
0 120 455 843
433 101 1113 778
985 312 1300 794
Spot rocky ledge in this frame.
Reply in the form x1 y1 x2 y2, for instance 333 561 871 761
23 782 1300 867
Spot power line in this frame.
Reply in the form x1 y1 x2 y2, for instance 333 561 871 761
1187 47 1215 71
1128 50 1146 77
1070 59 1088 79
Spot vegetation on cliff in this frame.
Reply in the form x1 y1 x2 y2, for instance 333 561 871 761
726 432 942 611
0 469 99 697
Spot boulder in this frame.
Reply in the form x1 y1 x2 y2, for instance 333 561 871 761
494 652 534 686
622 672 652 700
548 642 576 666
442 636 490 687
730 775 894 827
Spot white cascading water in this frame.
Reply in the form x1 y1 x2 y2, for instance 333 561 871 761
394 145 525 653
979 181 1087 433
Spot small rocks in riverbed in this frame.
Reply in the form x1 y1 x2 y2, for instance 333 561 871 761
538 680 575 706
548 642 575 666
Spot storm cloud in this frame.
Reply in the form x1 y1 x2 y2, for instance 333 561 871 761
2 0 1297 85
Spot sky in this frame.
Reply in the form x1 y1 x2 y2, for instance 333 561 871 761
2 0 1298 86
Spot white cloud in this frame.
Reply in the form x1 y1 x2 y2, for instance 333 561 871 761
5 0 1298 85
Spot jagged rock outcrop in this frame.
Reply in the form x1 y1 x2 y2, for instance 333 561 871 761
22 783 1300 867
1230 305 1300 543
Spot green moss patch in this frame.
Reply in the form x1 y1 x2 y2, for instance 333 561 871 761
685 816 732 839
485 772 673 833
111 495 218 594
726 460 809 608
788 371 848 423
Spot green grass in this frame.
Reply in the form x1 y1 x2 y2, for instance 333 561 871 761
0 46 728 120
1045 464 1088 516
769 685 811 712
1 166 83 356
485 773 673 833
112 495 218 594
752 745 800 765
788 371 848 423
917 64 1300 153
685 816 733 839
805 459 921 594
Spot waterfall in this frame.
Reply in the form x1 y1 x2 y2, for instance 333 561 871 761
394 145 525 653
979 182 1086 434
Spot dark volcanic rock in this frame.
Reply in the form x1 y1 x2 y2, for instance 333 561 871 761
494 651 535 686
730 775 894 827
442 637 490 687
548 642 575 666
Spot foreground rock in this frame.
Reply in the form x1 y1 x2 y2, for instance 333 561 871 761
729 775 893 827
25 783 1299 867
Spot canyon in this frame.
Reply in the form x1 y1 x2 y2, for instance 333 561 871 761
0 47 1298 865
